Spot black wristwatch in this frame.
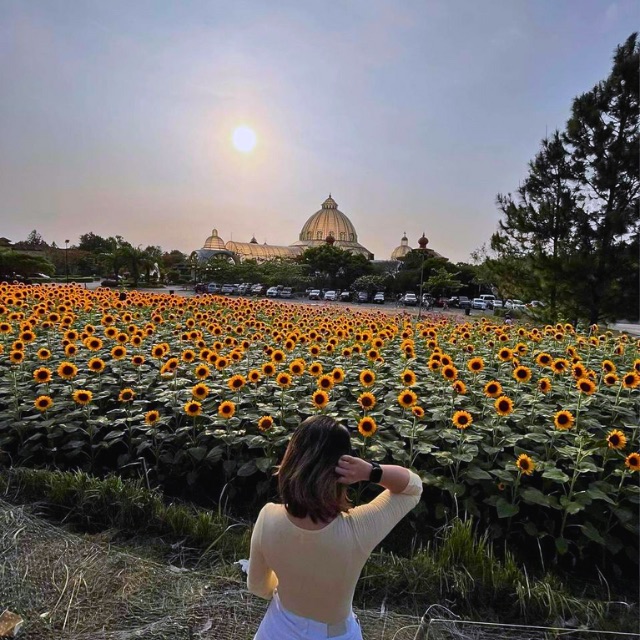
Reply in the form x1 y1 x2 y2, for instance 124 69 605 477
368 461 383 483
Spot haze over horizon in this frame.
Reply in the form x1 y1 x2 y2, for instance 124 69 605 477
1 0 636 263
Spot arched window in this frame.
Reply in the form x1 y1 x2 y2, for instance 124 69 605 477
317 231 323 239
339 232 345 241
349 233 355 241
307 232 312 240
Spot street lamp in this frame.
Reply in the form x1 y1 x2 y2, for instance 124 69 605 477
65 239 69 283
417 233 429 320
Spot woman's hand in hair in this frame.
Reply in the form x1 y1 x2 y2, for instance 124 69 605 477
335 455 372 485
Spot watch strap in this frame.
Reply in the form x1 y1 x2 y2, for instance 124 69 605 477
368 461 383 483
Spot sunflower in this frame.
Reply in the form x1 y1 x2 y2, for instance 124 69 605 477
131 355 145 367
72 389 93 406
248 369 261 383
497 347 513 362
441 365 458 381
603 373 618 386
57 361 78 380
33 367 52 384
192 383 210 399
358 416 377 438
311 389 329 409
535 352 553 367
289 360 305 376
258 415 274 432
538 377 552 393
483 380 503 398
317 375 334 390
145 410 160 425
277 372 293 388
359 369 376 387
151 344 166 359
494 395 514 416
551 358 570 374
9 350 24 364
571 363 587 380
554 410 574 430
452 380 467 395
194 364 210 380
467 357 484 373
85 337 103 351
181 349 196 363
516 454 535 476
576 377 596 395
367 349 380 361
625 452 640 472
622 371 640 389
111 346 127 360
606 429 627 450
37 348 51 360
261 362 276 377
331 367 345 383
218 400 236 419
398 389 418 408
271 349 285 363
88 357 106 373
513 366 532 383
452 410 473 430
34 395 53 411
227 374 246 392
118 388 135 403
184 400 202 416
358 392 376 411
412 406 425 419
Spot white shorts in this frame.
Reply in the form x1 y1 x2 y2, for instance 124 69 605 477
253 590 363 640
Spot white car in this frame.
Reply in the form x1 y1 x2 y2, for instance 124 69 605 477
472 298 487 310
506 299 526 310
266 287 279 297
492 300 504 310
324 290 337 301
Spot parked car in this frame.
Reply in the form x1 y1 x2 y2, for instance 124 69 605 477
280 287 294 298
457 296 471 309
505 299 526 310
356 291 369 303
266 286 279 297
373 292 385 304
492 299 504 310
194 283 207 293
403 293 418 306
236 283 251 295
250 284 266 296
340 291 352 302
472 298 487 310
308 289 322 300
324 290 337 301
207 283 221 294
479 294 496 309
221 283 236 295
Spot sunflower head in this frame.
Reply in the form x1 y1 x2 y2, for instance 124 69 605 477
88 358 106 373
494 395 514 416
318 375 334 390
452 380 467 395
359 369 376 387
358 416 377 438
606 429 627 450
441 365 458 381
358 392 376 410
258 416 274 432
538 377 552 393
72 389 93 405
484 381 503 398
33 367 52 383
398 389 418 409
277 372 292 388
622 372 640 389
218 400 236 419
516 454 535 476
576 377 596 395
311 389 329 409
248 369 261 383
467 357 484 373
412 406 425 419
34 395 53 412
192 383 210 399
554 410 574 430
57 361 78 380
145 410 160 425
452 410 473 429
227 374 246 391
118 388 135 403
625 452 640 472
184 400 202 416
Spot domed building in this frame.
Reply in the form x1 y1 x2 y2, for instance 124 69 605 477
391 233 412 260
291 195 373 258
190 229 237 263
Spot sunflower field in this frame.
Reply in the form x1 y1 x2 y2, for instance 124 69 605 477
0 283 638 575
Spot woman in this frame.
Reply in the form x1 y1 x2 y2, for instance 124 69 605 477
248 415 423 639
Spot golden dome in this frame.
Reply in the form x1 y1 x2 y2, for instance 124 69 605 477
203 229 225 250
292 195 373 258
297 195 358 244
391 232 412 260
225 241 303 263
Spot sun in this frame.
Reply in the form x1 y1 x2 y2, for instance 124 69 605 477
232 126 257 153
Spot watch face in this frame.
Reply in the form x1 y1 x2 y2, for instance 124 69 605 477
370 464 383 483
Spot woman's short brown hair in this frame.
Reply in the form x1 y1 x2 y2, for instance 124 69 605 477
277 415 352 523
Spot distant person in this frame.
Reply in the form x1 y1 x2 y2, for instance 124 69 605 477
248 416 423 639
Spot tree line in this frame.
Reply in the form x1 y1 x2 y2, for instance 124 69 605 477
480 33 639 324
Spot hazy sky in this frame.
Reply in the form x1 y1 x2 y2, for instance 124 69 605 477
0 1 636 262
